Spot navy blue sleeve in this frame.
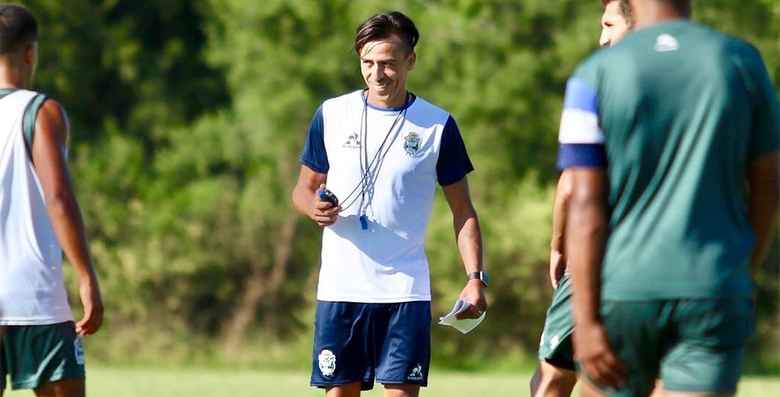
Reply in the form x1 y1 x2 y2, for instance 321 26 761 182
299 106 329 173
437 116 474 186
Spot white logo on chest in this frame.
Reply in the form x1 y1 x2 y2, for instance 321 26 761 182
654 34 679 52
318 349 337 377
343 132 360 149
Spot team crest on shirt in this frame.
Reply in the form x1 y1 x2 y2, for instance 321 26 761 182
343 132 361 149
408 363 424 381
403 131 421 156
318 349 337 377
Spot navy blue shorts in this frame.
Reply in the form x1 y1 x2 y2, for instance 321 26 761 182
310 300 431 391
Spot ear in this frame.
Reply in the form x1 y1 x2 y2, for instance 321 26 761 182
23 43 36 66
407 51 416 70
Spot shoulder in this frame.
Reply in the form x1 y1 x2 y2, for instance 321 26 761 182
36 98 69 141
570 47 614 88
408 95 451 125
321 90 362 114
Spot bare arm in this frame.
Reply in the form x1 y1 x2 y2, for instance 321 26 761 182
32 99 103 336
549 171 573 288
567 168 625 388
748 152 780 269
291 165 339 226
442 177 487 319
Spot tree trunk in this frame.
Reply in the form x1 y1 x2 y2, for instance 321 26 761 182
221 209 298 354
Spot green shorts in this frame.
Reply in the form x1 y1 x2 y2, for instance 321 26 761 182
0 321 86 390
537 274 576 371
593 298 754 397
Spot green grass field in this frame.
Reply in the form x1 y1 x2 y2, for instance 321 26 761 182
5 368 780 396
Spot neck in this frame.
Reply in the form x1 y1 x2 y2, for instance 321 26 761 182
0 63 28 89
365 89 407 109
631 0 689 30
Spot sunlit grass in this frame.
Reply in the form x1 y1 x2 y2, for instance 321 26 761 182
5 368 779 397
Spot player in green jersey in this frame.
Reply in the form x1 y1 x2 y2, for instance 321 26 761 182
560 0 780 396
532 2 633 397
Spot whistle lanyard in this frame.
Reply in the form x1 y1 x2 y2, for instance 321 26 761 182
338 92 410 230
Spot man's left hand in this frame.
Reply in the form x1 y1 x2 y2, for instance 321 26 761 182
456 279 487 319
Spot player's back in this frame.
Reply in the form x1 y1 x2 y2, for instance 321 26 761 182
584 21 779 300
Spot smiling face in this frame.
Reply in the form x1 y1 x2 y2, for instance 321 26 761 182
359 34 416 108
599 1 631 47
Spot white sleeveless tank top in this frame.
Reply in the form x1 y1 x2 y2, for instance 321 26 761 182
0 89 73 325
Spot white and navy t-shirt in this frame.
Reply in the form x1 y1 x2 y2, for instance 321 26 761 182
301 90 473 303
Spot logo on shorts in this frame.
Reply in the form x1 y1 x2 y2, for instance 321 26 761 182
655 34 679 52
74 337 85 366
403 132 421 156
318 349 336 378
550 334 561 349
343 132 361 149
408 363 424 381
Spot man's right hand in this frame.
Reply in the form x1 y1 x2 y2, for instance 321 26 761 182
574 321 626 389
549 248 566 289
75 275 103 336
311 185 340 227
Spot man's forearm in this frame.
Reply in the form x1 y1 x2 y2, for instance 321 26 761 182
292 184 316 218
455 212 483 274
748 153 780 269
551 172 573 253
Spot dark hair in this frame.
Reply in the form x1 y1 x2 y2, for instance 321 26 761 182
354 11 419 55
602 0 633 26
0 4 37 54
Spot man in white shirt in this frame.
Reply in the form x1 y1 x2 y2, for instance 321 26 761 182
0 5 103 397
292 11 487 397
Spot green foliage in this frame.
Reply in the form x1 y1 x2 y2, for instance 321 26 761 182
19 0 780 368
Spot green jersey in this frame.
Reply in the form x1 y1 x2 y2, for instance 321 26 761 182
557 20 780 300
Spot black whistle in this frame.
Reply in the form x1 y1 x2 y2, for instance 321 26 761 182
319 188 339 206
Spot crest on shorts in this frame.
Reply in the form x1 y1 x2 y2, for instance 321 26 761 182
408 363 424 381
403 132 421 156
343 132 361 149
74 337 86 366
318 349 336 377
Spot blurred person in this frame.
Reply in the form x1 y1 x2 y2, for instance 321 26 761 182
292 11 487 397
0 5 103 397
560 0 780 396
531 2 633 396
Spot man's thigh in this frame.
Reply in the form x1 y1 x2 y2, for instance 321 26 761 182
538 275 576 372
596 300 666 397
311 301 375 391
34 378 85 397
375 301 431 389
659 299 753 396
2 322 85 392
597 299 753 397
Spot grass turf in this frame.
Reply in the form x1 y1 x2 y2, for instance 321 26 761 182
5 368 780 396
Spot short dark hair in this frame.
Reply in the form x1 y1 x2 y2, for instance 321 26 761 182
602 0 633 26
0 4 37 54
354 11 419 55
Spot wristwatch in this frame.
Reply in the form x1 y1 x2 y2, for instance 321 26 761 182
467 271 489 287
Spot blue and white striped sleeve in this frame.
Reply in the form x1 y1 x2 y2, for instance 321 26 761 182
556 78 607 170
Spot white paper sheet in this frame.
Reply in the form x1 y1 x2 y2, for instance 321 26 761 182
437 299 486 334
